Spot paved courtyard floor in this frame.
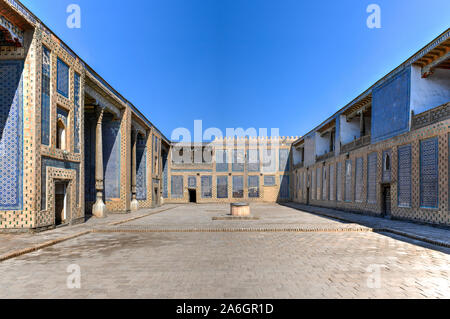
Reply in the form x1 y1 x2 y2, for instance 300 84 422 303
0 204 449 299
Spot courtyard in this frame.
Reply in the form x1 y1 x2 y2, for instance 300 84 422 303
0 204 449 299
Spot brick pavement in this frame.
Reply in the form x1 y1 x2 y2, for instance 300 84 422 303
0 203 448 299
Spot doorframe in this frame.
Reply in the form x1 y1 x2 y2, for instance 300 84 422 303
45 167 77 227
188 188 197 203
380 183 391 218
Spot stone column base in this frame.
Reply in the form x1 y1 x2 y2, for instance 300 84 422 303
131 199 139 211
93 199 107 218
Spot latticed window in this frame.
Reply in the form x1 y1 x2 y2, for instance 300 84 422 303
398 145 412 207
344 160 352 202
171 176 183 198
420 138 438 208
355 157 363 202
367 153 377 204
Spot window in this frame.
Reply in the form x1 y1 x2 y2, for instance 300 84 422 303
171 176 183 198
232 176 244 198
247 149 260 172
385 154 391 171
57 58 69 98
279 149 290 172
232 149 245 172
262 149 276 173
56 107 68 150
248 176 260 198
216 149 228 172
382 150 392 183
201 176 212 198
217 176 228 199
56 120 66 150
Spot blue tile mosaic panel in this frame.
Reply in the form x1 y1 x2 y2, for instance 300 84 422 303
398 144 412 207
57 58 69 98
0 60 23 210
248 175 260 198
136 136 147 200
247 149 260 172
316 167 321 200
311 170 316 200
84 116 96 202
171 175 183 198
279 149 290 172
322 166 327 200
103 118 121 200
280 175 290 199
201 176 212 198
41 47 51 146
336 162 342 201
215 149 228 172
344 160 352 202
329 164 335 201
217 176 228 199
73 73 81 153
420 138 438 208
232 176 244 198
264 175 276 186
355 157 364 202
367 153 377 204
188 176 197 188
372 69 411 143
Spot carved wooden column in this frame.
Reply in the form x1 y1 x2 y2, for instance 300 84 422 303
131 129 139 211
92 107 107 218
359 111 365 137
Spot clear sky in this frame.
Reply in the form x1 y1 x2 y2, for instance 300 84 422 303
21 0 450 140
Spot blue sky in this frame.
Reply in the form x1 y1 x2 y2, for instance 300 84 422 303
22 0 450 140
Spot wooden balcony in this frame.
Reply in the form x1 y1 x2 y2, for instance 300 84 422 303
316 151 335 162
340 135 371 154
411 102 450 130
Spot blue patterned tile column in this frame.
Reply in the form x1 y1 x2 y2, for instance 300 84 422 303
0 60 23 210
103 116 121 200
73 73 81 153
136 135 147 200
41 47 50 146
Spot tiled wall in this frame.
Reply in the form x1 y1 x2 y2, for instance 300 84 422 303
293 115 450 226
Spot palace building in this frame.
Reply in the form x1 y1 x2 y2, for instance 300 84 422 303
0 0 449 231
291 29 450 227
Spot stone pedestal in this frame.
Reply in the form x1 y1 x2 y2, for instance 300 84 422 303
231 203 251 217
